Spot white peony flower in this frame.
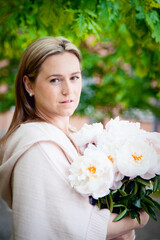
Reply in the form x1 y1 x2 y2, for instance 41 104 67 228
96 130 124 189
116 138 157 178
142 131 160 175
105 117 141 132
105 117 141 147
69 147 114 199
70 122 104 153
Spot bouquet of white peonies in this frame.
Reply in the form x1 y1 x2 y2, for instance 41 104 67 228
69 117 160 222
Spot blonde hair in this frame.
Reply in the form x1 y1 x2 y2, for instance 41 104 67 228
0 36 81 147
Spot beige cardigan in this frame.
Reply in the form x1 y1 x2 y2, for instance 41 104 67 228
0 122 110 240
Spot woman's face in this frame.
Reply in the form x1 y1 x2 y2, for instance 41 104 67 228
32 52 82 121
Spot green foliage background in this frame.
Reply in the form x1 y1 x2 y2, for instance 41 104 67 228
0 0 160 119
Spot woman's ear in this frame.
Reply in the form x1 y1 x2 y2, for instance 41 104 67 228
23 75 34 96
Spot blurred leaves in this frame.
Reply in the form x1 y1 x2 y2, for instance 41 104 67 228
0 0 160 118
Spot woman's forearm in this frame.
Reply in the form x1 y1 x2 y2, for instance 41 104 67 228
107 211 149 239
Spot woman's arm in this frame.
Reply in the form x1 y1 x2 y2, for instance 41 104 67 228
12 140 149 240
110 230 136 240
12 141 110 240
107 211 149 239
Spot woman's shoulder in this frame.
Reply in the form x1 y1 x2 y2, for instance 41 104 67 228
3 121 78 164
12 121 67 144
6 122 68 151
19 121 64 135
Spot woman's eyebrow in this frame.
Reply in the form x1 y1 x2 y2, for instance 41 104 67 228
70 71 81 75
47 72 81 79
47 74 62 78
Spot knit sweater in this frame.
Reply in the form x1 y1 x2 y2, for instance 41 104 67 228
0 122 110 240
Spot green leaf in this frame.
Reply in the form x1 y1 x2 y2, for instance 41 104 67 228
129 210 140 222
133 181 138 195
136 6 145 20
143 196 156 208
113 204 127 208
140 185 147 198
119 193 133 201
151 198 160 212
141 202 157 221
132 198 141 208
153 176 158 192
152 23 160 43
146 189 153 195
146 11 159 28
84 9 97 18
113 207 128 222
74 13 87 37
111 189 118 195
65 9 81 14
136 213 141 224
121 184 126 192
153 175 160 192
141 202 150 214
107 194 113 212
118 189 128 197
102 196 109 209
97 199 101 209
136 177 151 187
147 205 157 221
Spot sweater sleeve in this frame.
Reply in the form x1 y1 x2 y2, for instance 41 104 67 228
12 141 110 240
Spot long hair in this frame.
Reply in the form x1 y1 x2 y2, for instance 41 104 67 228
0 36 81 148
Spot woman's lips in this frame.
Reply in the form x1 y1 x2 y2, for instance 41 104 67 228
60 100 73 103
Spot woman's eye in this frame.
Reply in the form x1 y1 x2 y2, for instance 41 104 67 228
50 78 59 83
71 76 79 81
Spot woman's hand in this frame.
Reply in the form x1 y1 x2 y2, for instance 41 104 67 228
107 210 149 240
136 210 149 229
111 230 135 240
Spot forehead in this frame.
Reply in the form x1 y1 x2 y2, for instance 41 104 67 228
40 52 81 75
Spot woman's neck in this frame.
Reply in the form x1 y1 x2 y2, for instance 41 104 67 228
35 109 70 135
49 117 70 135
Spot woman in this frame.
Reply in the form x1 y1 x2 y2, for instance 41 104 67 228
0 37 149 240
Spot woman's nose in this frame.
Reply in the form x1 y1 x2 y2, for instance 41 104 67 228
62 79 72 95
